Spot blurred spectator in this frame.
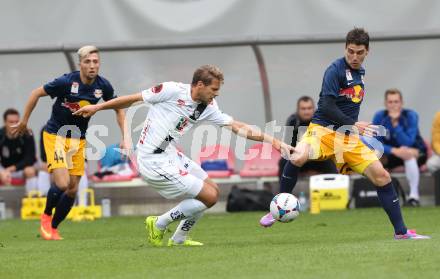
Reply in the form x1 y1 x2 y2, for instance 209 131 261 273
427 111 440 173
94 143 134 178
278 96 337 178
372 88 427 206
38 126 88 204
0 108 38 192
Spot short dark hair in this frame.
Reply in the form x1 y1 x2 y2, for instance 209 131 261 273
192 65 224 86
3 108 19 121
346 28 370 50
384 88 403 101
296 96 314 109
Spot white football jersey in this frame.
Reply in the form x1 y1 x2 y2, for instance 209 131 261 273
136 81 233 155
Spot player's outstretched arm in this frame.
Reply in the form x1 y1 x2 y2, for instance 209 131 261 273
11 87 48 136
114 108 132 155
73 93 143 118
227 120 294 156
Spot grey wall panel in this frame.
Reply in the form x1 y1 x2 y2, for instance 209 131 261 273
1 0 440 45
0 53 70 158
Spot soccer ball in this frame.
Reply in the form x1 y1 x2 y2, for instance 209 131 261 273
270 193 300 222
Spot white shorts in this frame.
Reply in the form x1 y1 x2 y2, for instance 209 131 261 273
137 149 208 199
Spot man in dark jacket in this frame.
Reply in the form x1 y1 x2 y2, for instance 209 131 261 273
278 96 337 180
372 88 427 206
0 108 37 192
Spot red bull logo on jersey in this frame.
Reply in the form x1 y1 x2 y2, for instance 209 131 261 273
339 85 365 103
62 99 91 113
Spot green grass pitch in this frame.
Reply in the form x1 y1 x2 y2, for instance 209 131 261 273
0 207 439 279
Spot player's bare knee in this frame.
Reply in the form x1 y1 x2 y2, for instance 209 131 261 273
373 169 391 186
207 188 219 208
55 181 69 190
53 176 69 190
197 182 219 208
211 182 219 196
379 170 391 186
204 185 219 208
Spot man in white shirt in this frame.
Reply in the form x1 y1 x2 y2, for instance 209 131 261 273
74 65 293 246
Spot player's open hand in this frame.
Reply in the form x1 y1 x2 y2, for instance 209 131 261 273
354 121 378 137
73 104 99 118
363 124 379 137
10 121 29 137
119 138 132 158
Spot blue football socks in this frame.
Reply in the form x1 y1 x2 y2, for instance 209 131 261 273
51 193 75 229
279 161 299 193
376 182 407 235
44 183 64 216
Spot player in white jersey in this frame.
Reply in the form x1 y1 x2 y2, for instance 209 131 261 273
74 65 293 246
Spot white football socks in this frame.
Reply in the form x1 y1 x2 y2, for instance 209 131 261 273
156 199 207 230
77 175 89 206
171 211 204 244
25 176 38 193
37 171 51 195
404 158 420 200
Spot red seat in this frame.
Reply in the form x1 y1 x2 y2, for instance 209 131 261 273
196 145 235 178
239 143 281 177
0 177 25 187
91 154 139 183
91 173 134 183
11 177 25 186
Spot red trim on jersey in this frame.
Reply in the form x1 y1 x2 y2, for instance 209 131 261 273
152 84 163 94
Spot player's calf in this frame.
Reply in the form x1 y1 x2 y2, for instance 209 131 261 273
51 169 70 191
196 181 219 208
364 161 408 235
